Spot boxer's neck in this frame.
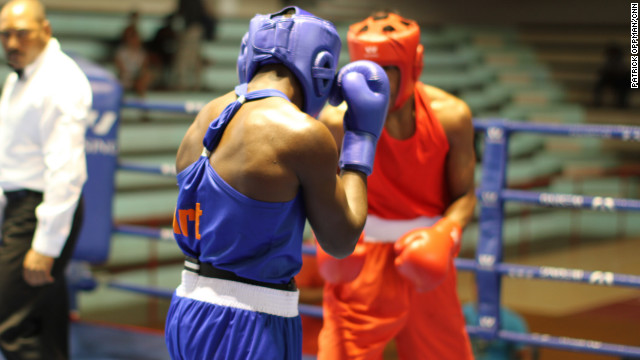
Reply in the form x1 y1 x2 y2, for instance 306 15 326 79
248 65 302 110
384 96 415 140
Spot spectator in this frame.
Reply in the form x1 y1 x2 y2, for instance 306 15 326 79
593 44 631 108
120 10 140 45
172 0 217 91
114 25 153 96
146 13 178 90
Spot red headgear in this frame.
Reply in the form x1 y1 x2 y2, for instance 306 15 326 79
347 13 423 111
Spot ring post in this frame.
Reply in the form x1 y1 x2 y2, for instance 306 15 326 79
476 119 509 340
72 56 122 263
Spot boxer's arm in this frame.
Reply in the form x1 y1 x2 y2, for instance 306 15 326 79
307 61 388 258
318 102 347 150
428 85 477 228
316 104 368 281
296 120 367 259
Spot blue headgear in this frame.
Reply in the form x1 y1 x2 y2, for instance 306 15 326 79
237 7 342 117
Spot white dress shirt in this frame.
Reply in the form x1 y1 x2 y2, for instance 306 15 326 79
0 38 92 257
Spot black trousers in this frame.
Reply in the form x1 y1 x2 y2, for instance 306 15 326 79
0 190 83 360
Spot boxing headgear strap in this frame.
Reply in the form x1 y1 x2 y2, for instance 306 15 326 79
347 13 423 111
237 7 342 117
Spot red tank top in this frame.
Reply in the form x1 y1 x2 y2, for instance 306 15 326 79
368 83 450 219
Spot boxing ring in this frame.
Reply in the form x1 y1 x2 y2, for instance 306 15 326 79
73 94 640 358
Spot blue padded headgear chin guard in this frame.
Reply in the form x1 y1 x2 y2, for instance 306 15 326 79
237 7 342 117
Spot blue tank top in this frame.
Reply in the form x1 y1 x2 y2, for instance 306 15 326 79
173 85 306 285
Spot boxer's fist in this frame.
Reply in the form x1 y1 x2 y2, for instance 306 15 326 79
393 217 462 292
330 60 390 175
316 232 367 284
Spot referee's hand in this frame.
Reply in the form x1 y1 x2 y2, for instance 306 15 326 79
23 249 55 286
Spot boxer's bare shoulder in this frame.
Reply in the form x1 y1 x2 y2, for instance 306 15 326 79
422 83 472 140
176 91 238 172
223 98 339 170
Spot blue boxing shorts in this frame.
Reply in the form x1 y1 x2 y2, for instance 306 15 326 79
165 270 302 360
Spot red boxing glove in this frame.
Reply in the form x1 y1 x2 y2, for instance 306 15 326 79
393 217 462 292
316 232 367 284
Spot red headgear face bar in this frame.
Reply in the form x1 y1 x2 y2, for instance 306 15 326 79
347 12 423 111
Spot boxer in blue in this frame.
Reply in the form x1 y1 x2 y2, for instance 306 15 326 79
164 6 390 360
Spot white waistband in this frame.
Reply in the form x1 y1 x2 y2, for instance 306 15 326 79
363 215 440 243
176 270 300 318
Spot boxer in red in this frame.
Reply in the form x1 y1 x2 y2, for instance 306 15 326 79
317 11 477 360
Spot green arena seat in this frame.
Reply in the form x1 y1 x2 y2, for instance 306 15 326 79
499 103 585 123
119 123 188 154
215 19 251 43
550 173 637 198
47 12 126 40
116 154 178 191
203 66 243 92
201 43 241 66
421 65 494 93
466 26 519 48
460 85 511 114
113 189 177 222
479 47 539 68
62 40 112 62
508 134 547 158
526 104 586 123
474 152 563 186
48 12 163 41
423 47 481 72
494 65 552 88
510 84 565 105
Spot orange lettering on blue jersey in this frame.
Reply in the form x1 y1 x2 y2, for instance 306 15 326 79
195 203 202 240
179 209 195 236
173 210 181 235
174 203 203 239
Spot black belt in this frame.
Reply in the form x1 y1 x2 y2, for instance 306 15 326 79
184 257 297 292
4 189 42 202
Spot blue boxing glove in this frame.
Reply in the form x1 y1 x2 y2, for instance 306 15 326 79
329 60 390 175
